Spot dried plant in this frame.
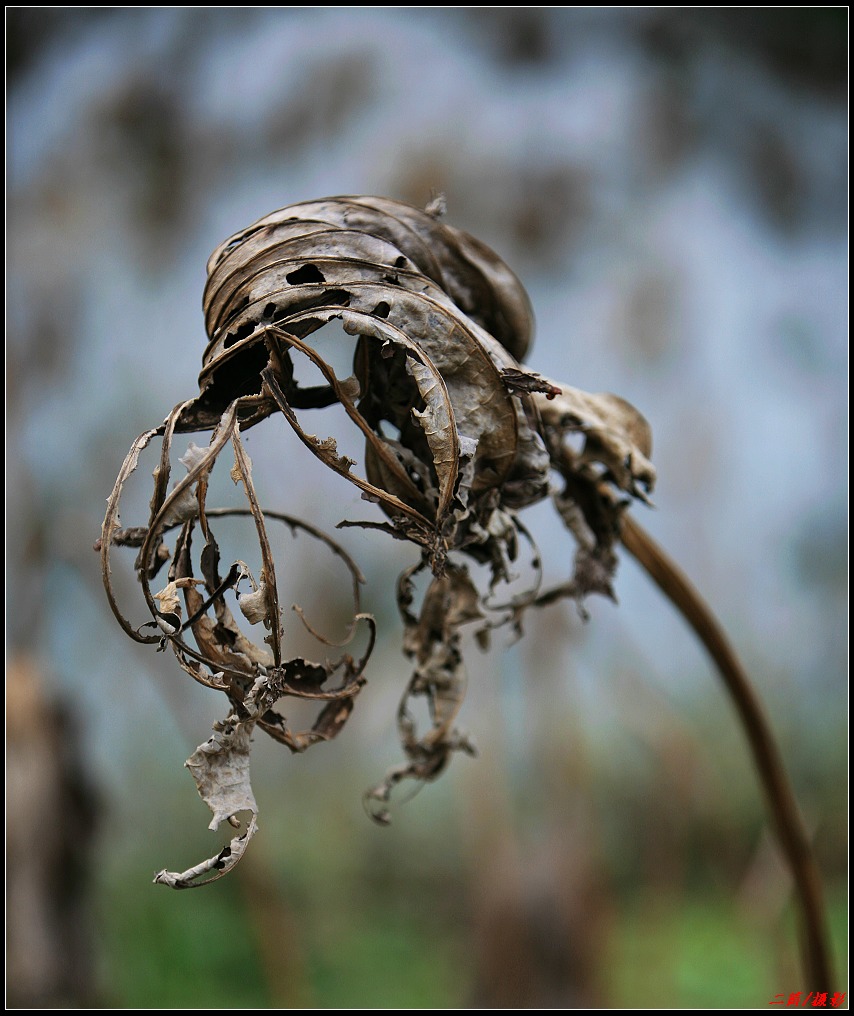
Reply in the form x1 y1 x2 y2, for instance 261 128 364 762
98 195 831 987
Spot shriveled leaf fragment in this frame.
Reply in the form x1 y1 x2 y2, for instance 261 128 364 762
178 442 210 472
153 816 258 890
153 578 203 618
525 380 656 609
187 717 257 830
159 483 200 526
151 576 203 636
238 580 269 625
500 367 562 400
230 430 283 663
153 708 262 890
405 355 457 513
535 383 655 501
99 193 657 887
366 564 481 823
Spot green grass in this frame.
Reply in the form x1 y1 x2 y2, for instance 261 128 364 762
100 870 271 1007
607 896 773 1008
100 859 847 1009
606 888 848 1009
307 903 469 1008
99 859 469 1008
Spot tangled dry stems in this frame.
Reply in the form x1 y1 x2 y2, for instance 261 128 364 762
98 195 831 989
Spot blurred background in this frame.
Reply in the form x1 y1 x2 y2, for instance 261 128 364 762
6 8 847 1008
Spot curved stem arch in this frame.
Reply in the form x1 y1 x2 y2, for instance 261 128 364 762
620 513 834 991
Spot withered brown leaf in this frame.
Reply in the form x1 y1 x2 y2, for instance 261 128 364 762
99 194 654 884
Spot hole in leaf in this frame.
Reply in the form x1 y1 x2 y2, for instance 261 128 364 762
223 321 258 349
208 339 269 402
286 264 326 285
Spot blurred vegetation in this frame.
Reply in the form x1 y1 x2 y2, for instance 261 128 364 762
6 7 847 1009
96 828 848 1008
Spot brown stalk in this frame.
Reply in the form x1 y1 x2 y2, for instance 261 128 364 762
619 512 834 990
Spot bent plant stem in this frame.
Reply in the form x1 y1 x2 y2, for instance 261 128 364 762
619 513 833 990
